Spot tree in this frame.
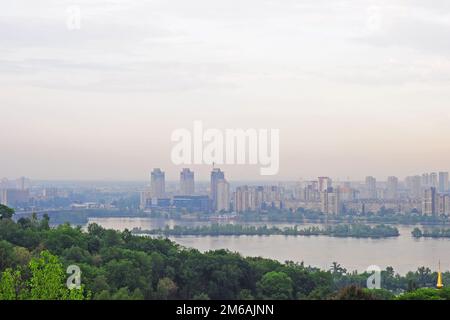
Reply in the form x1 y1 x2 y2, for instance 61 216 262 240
412 228 422 238
94 290 111 300
330 262 347 275
238 289 254 300
111 287 134 300
257 272 293 300
0 241 15 270
156 277 178 300
0 269 23 300
192 292 210 300
0 205 14 220
397 288 443 300
39 214 50 230
333 285 376 300
15 245 31 263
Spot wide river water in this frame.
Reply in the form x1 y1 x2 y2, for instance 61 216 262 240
86 217 450 275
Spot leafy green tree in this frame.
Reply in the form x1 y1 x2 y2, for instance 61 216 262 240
397 288 443 300
0 240 15 270
333 285 376 300
411 228 423 238
156 277 178 300
257 271 293 300
192 292 210 300
130 288 145 300
363 288 395 300
0 205 14 220
0 268 23 300
29 251 67 299
111 287 132 300
93 290 111 300
330 262 347 275
12 247 31 267
238 289 255 300
39 214 50 230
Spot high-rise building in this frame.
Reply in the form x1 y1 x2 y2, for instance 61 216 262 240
216 179 230 212
17 177 26 191
318 177 332 193
439 172 449 193
320 187 341 215
140 191 152 210
438 194 450 216
365 176 377 199
234 186 264 213
423 187 437 216
180 168 195 195
386 176 399 200
210 168 225 211
430 173 438 188
302 181 319 202
235 186 250 213
422 173 430 187
151 168 165 199
338 185 358 202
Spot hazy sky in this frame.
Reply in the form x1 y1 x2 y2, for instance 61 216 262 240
1 0 450 181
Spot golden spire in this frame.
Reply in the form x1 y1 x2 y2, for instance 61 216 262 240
437 261 444 289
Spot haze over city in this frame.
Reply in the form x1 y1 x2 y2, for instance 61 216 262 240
2 0 450 181
4 0 450 305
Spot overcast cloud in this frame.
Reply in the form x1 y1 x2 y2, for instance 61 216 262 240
1 0 450 181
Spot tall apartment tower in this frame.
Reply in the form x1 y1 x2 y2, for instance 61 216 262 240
216 179 230 212
423 187 437 216
140 191 152 210
438 194 450 216
439 172 449 193
430 173 439 188
235 186 249 213
180 168 195 195
386 176 399 200
320 187 341 215
18 177 26 191
365 176 377 199
422 173 430 187
210 168 225 211
234 186 263 213
151 168 165 199
318 177 332 193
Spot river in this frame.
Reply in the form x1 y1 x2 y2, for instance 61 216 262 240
86 217 450 275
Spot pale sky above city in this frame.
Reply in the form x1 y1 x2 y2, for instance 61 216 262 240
1 0 450 181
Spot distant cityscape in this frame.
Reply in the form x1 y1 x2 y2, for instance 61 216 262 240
140 169 450 216
2 169 449 217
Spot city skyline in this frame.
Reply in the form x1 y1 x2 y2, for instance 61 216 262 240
4 167 450 215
